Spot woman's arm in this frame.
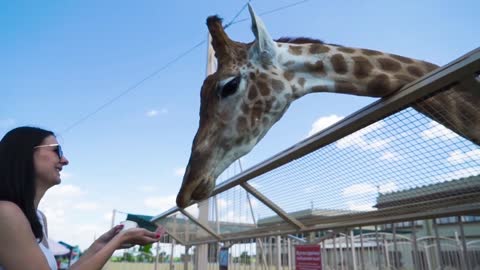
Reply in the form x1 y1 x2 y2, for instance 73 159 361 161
70 228 159 270
0 201 51 270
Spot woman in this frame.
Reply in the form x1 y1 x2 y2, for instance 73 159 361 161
0 126 161 270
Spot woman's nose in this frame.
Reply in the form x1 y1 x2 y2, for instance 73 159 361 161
61 156 69 165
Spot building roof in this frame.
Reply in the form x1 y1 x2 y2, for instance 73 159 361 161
376 175 480 208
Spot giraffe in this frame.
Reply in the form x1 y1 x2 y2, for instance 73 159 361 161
176 5 480 208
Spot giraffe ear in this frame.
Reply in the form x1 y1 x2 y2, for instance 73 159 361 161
248 4 277 64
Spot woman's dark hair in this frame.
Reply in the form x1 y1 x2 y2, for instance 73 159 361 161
0 126 55 241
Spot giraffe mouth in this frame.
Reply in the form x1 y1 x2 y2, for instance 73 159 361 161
176 176 215 208
176 158 217 208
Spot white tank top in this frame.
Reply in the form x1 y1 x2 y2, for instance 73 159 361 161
0 211 58 270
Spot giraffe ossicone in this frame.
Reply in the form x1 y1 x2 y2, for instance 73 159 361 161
175 5 479 208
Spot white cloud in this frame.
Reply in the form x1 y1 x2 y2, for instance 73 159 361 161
307 115 344 137
380 151 401 161
436 167 480 182
74 202 98 210
220 211 251 223
421 121 460 140
342 183 377 197
146 110 159 117
342 182 398 211
378 182 398 193
174 167 185 177
447 149 480 164
146 108 168 117
60 171 73 180
336 121 391 150
45 184 85 198
143 195 176 212
346 202 375 211
137 185 158 193
104 211 115 221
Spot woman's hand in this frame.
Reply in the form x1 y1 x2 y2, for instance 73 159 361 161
88 224 124 252
117 227 160 248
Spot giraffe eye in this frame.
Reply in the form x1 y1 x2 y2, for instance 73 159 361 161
220 76 241 98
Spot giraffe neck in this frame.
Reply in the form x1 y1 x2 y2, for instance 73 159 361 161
275 42 438 100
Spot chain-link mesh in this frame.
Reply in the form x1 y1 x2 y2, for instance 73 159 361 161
153 48 480 245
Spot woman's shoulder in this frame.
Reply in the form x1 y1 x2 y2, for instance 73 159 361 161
0 201 27 226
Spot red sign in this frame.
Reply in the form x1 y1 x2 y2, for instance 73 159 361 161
295 245 321 270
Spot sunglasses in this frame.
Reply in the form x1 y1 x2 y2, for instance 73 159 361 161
34 144 64 159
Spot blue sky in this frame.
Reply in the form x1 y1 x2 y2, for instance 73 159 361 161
1 1 479 251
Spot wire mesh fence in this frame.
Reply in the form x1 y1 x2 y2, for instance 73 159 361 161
147 48 480 270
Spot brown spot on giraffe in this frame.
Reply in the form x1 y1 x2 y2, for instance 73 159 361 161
284 71 295 81
377 58 402 72
262 117 270 127
234 137 243 145
311 85 329 92
248 84 258 100
291 85 300 98
394 74 416 84
298 77 306 87
265 99 274 112
250 101 263 127
259 82 271 96
337 47 356 54
271 79 285 93
367 74 391 97
390 54 415 64
422 61 439 72
352 56 374 79
241 102 249 114
336 81 357 93
407 66 424 77
362 49 382 56
257 78 269 95
236 116 248 133
309 44 330 54
249 72 256 80
305 61 326 76
289 45 303 55
331 54 348 74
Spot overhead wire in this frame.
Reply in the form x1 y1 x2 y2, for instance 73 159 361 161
61 0 310 134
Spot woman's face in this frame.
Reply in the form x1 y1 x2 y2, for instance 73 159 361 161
33 135 69 189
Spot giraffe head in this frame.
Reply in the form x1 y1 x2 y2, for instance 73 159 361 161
176 6 291 208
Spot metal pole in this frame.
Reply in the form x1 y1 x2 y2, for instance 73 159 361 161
185 246 190 270
384 235 390 270
375 226 382 270
110 209 116 228
392 223 397 269
458 216 471 270
359 227 365 270
432 218 443 270
351 230 357 270
276 236 282 270
287 238 292 270
170 239 176 270
411 221 420 270
333 233 337 270
155 242 160 270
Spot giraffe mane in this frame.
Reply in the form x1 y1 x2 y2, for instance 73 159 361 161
275 37 325 44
